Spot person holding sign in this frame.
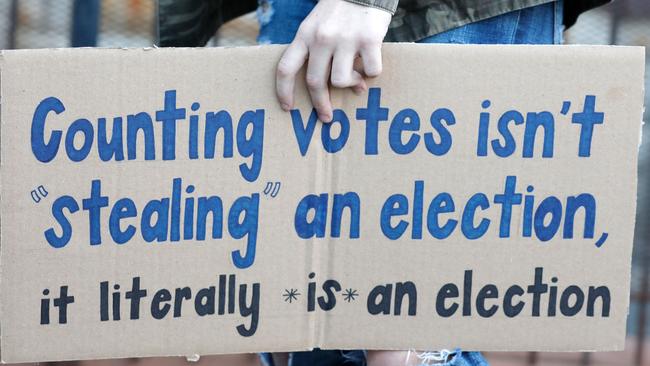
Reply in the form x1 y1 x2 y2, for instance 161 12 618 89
157 0 611 365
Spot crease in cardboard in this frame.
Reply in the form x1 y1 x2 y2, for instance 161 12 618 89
319 123 337 348
307 120 327 350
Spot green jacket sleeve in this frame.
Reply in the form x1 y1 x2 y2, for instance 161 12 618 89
344 0 399 14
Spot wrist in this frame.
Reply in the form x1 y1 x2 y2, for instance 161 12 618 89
343 0 398 15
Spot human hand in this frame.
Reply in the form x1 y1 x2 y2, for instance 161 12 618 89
276 0 391 122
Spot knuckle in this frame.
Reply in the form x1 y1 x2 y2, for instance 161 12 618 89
296 23 315 38
305 74 325 89
314 27 337 44
364 61 382 77
338 31 355 44
365 69 381 78
358 35 380 48
276 61 294 78
330 74 350 88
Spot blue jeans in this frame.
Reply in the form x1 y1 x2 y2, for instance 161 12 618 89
260 349 489 366
257 1 563 365
257 0 563 45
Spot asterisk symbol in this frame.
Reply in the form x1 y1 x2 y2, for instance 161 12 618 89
283 288 300 303
343 288 358 302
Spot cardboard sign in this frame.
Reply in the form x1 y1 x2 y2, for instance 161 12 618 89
0 44 645 363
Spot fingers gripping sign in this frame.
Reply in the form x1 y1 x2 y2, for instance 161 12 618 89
276 0 392 122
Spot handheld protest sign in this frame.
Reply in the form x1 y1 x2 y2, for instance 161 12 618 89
0 44 645 362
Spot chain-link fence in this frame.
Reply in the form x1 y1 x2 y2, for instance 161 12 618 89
0 0 155 49
0 0 649 365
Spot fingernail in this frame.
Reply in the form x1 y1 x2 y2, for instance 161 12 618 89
281 103 291 111
319 113 332 122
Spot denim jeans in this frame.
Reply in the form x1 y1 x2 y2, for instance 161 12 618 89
257 0 563 45
260 349 489 366
257 1 562 365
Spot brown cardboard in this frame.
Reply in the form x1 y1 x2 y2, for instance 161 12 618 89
0 44 645 363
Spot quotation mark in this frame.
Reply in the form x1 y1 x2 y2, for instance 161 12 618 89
263 182 281 198
560 101 571 115
31 185 48 203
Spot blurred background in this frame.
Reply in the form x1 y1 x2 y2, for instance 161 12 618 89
0 0 648 365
